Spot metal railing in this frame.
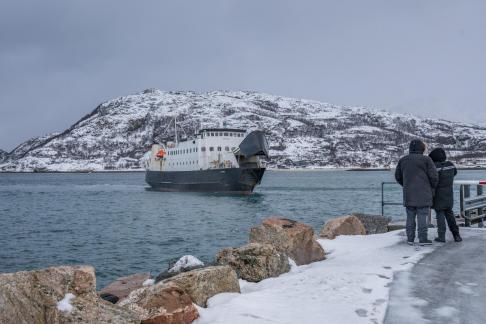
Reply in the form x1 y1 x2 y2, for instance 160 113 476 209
381 182 402 217
456 181 486 227
381 180 486 227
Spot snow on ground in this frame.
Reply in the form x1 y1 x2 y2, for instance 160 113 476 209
195 230 436 324
57 293 75 312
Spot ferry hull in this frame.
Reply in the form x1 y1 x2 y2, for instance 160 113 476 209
145 168 266 194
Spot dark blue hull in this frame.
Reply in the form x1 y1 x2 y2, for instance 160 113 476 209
145 168 266 194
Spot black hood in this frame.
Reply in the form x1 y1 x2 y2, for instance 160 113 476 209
409 139 426 154
429 148 447 162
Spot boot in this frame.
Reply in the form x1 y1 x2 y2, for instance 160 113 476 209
434 237 445 243
419 239 433 246
453 233 462 242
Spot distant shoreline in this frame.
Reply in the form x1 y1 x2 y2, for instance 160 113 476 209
1 167 485 174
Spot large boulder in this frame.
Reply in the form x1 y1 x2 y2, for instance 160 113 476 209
0 265 139 324
99 272 151 303
352 213 392 234
162 266 240 307
119 282 199 324
319 215 366 239
216 243 290 282
249 218 325 266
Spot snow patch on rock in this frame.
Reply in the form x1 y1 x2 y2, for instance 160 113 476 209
57 293 75 312
142 278 155 286
169 255 205 273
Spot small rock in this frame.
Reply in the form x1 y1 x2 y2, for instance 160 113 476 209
249 217 325 265
100 293 120 304
99 272 151 302
387 222 406 232
319 215 366 239
352 213 392 234
216 243 290 282
162 266 240 307
119 282 199 324
0 265 138 324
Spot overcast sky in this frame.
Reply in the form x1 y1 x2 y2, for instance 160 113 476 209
1 0 485 151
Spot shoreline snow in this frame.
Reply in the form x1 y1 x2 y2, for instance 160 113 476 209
195 230 436 324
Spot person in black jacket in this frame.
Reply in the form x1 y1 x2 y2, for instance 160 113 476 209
395 139 439 245
428 148 462 242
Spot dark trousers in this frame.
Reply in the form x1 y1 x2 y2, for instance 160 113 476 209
406 207 429 242
435 208 459 239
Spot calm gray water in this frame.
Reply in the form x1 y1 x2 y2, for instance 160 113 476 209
0 170 483 288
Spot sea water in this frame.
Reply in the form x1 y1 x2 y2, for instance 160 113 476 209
0 170 483 287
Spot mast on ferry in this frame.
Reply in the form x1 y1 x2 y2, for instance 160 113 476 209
174 115 178 145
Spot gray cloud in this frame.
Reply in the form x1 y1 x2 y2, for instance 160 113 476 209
1 0 485 150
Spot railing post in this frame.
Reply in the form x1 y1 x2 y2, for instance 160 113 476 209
381 182 385 217
462 185 471 227
478 185 484 228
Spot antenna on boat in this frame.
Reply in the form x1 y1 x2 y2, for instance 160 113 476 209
174 115 178 145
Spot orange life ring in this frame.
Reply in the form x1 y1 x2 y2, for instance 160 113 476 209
156 149 165 158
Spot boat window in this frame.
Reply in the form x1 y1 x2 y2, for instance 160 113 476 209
217 147 222 151
209 147 214 152
196 148 198 152
225 146 229 151
219 132 223 136
201 147 206 152
224 132 228 136
211 132 214 136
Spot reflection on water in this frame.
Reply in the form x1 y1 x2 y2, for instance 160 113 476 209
0 170 483 287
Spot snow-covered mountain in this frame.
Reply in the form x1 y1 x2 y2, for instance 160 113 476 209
0 149 8 163
1 89 486 172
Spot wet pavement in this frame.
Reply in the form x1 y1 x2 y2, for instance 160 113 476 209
385 228 486 324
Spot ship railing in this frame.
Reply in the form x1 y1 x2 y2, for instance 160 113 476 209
381 180 486 227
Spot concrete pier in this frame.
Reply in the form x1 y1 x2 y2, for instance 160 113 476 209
385 228 486 324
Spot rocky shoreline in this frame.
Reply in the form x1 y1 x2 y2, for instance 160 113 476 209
0 214 396 324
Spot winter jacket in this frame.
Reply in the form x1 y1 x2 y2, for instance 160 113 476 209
395 140 439 207
429 148 457 210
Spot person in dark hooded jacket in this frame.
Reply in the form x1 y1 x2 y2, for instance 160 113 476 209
428 148 462 242
395 139 439 245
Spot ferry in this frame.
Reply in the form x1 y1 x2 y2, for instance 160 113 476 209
145 124 269 194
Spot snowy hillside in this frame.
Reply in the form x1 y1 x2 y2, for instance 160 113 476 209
1 89 486 172
0 150 7 163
